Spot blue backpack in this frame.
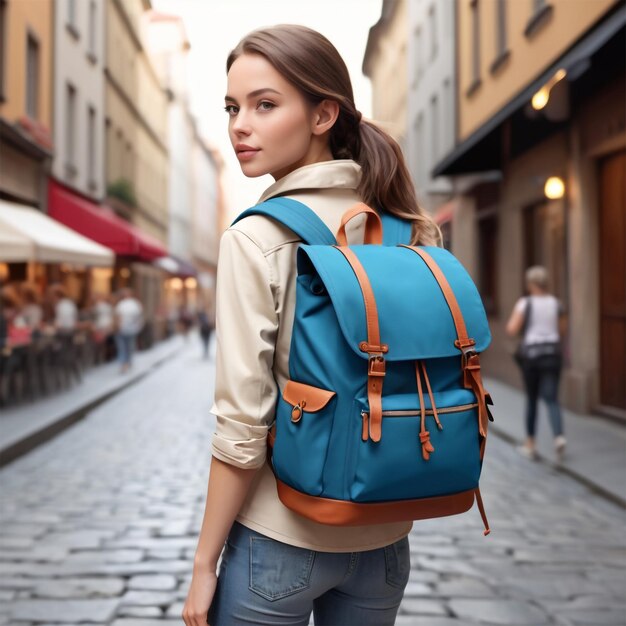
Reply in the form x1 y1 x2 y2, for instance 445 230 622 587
232 198 494 535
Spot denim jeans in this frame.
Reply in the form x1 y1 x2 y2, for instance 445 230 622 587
208 522 410 626
521 361 564 438
114 333 136 366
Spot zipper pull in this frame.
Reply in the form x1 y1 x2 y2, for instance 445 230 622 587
361 411 369 442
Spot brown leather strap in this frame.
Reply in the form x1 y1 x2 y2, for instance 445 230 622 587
474 488 491 536
399 246 475 351
335 246 387 442
336 203 383 246
415 361 433 460
400 246 490 451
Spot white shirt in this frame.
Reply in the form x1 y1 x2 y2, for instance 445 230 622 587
55 298 77 330
514 294 561 345
93 301 114 331
115 298 144 335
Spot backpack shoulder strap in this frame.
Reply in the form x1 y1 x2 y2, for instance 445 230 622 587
231 197 337 245
381 212 412 245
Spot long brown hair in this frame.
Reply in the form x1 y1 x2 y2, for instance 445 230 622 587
227 24 442 246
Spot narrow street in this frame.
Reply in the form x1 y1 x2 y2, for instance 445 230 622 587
0 339 624 626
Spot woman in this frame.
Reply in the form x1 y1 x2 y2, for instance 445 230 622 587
506 266 567 461
183 25 441 626
19 283 43 334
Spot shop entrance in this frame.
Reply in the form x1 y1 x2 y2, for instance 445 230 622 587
598 149 626 415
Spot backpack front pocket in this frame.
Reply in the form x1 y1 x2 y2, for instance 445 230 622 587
351 389 482 502
272 380 337 496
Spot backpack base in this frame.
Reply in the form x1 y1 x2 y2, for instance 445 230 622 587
276 479 479 528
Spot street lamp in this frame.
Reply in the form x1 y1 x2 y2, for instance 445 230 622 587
544 176 565 200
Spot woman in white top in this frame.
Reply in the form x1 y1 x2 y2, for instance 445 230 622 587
183 24 441 626
506 266 566 460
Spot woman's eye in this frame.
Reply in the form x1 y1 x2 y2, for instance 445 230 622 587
258 101 275 111
224 105 238 116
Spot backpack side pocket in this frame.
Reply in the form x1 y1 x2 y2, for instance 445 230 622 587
272 380 337 496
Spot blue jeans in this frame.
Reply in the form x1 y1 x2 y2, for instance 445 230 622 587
521 362 564 437
115 333 136 366
208 522 410 626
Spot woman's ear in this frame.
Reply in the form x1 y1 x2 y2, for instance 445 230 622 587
312 99 340 136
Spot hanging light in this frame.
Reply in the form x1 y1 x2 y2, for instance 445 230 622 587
544 176 565 199
531 68 567 110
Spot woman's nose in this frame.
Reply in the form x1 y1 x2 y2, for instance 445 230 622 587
232 110 251 135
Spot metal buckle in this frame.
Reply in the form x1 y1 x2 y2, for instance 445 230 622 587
368 353 386 377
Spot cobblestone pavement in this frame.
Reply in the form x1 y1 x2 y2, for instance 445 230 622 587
0 341 625 626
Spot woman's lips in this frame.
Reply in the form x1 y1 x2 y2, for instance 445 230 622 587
236 149 260 161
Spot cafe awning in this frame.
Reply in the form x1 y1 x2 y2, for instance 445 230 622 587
48 179 168 261
0 199 114 266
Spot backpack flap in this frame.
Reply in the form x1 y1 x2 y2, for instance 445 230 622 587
296 244 491 361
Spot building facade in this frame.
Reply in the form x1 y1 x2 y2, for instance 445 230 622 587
0 0 53 209
105 0 169 243
362 0 409 147
434 0 625 417
52 0 106 200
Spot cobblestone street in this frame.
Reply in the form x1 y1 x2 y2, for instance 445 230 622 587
0 339 625 626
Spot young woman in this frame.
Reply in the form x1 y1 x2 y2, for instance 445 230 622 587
506 265 567 461
183 24 441 626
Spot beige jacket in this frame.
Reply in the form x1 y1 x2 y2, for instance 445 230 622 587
210 159 412 551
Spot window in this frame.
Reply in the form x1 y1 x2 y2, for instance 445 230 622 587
430 94 439 163
88 1 97 59
87 105 96 188
469 0 481 90
66 83 77 176
414 26 422 83
525 0 553 38
415 112 424 185
428 4 438 61
26 33 40 118
496 0 507 56
116 129 123 180
0 0 6 101
443 78 451 149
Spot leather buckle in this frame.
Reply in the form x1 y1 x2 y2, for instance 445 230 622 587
368 354 386 377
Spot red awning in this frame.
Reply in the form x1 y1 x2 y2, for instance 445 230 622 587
48 179 167 261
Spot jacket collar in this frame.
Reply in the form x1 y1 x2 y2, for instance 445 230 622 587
257 159 361 204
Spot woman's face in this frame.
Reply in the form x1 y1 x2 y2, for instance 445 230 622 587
225 53 324 180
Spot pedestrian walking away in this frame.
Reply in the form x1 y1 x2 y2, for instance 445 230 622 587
182 24 475 626
506 265 567 461
197 309 214 360
114 288 144 374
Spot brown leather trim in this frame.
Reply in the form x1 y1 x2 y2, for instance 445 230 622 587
334 246 386 443
276 479 476 526
282 380 336 412
335 202 383 246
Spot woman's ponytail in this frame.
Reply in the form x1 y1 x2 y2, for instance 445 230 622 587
356 119 442 247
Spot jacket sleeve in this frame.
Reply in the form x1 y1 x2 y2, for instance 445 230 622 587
210 227 279 469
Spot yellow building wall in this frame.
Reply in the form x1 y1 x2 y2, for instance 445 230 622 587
457 0 619 140
105 0 168 243
367 0 408 143
0 0 53 127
